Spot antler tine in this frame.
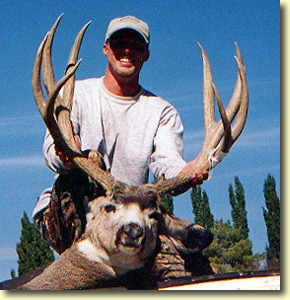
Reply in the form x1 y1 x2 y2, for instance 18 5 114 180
35 44 83 158
197 42 215 137
42 13 64 96
212 43 249 152
45 60 82 138
217 43 246 130
212 84 232 153
32 33 49 118
193 44 229 165
32 30 68 150
63 20 92 109
56 20 91 154
231 44 249 143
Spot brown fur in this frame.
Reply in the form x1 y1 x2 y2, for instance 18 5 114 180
18 194 159 290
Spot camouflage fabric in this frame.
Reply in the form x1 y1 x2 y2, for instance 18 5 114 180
39 168 104 254
153 235 192 280
37 168 213 281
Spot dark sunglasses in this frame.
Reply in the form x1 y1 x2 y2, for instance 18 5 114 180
109 39 147 53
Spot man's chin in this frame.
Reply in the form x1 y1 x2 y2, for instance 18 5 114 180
116 67 136 78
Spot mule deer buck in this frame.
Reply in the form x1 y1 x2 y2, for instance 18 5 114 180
17 14 248 290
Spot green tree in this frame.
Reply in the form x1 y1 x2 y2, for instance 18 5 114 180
191 186 214 228
10 268 16 279
204 220 262 273
152 178 174 214
262 174 280 268
229 177 249 240
160 192 174 214
16 212 55 276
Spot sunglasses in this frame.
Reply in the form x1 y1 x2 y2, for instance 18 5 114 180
109 39 147 53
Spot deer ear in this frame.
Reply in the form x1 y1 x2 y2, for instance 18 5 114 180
181 224 213 251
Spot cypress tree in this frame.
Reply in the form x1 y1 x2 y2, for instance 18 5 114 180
229 184 239 228
191 186 214 228
191 186 203 224
152 178 174 214
16 212 55 276
10 268 16 279
229 177 249 240
262 174 280 268
160 192 174 215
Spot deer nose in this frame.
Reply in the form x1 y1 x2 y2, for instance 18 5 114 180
123 223 143 239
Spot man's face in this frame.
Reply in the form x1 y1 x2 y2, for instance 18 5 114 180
103 29 150 81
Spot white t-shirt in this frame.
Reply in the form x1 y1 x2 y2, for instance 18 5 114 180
43 77 186 186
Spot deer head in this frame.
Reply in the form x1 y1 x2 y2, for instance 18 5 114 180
82 188 160 274
16 192 160 290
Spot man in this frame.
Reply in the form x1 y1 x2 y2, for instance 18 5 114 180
32 16 210 276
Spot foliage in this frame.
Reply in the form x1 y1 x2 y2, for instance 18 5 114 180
160 192 174 215
262 174 280 268
152 178 174 214
204 220 262 273
190 186 214 228
16 212 55 276
229 177 249 240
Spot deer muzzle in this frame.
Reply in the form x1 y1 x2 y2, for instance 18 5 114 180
116 222 145 253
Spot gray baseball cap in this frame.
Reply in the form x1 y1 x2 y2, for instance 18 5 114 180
105 16 150 44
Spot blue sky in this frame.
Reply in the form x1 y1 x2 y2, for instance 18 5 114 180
0 0 280 282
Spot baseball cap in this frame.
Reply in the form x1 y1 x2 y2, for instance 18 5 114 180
105 16 150 44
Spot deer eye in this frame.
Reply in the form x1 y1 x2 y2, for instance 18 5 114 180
149 211 162 221
104 204 116 213
144 199 157 210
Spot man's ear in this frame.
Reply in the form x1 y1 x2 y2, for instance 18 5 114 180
143 49 150 62
103 43 109 56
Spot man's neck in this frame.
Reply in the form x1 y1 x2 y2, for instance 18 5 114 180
103 71 141 97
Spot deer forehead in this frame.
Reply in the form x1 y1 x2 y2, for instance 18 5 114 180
106 201 152 223
89 196 155 224
120 203 146 223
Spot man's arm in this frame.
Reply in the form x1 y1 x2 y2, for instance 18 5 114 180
179 158 209 185
150 105 208 186
43 124 81 172
43 130 64 173
150 105 186 179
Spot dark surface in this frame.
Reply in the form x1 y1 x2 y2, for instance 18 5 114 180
1 267 280 290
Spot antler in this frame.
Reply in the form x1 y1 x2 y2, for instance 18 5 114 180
33 15 248 199
155 43 249 195
32 14 117 192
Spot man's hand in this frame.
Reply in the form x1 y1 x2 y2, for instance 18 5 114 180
55 135 81 169
180 159 209 186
